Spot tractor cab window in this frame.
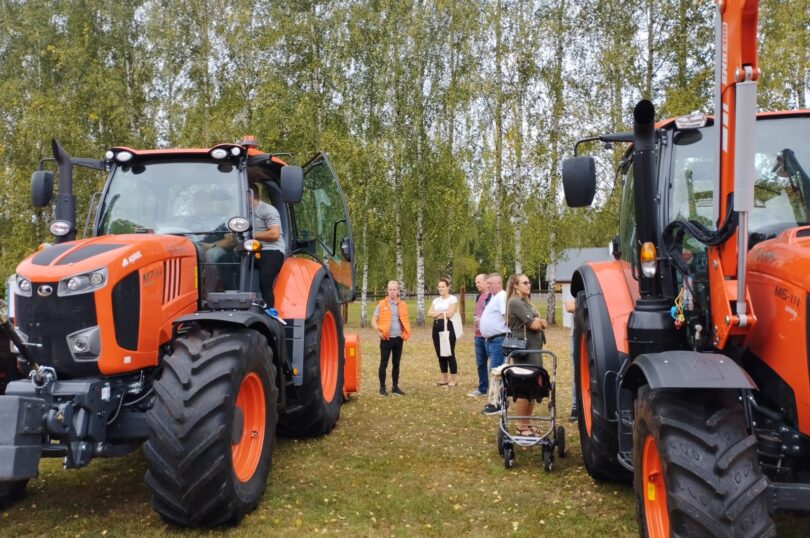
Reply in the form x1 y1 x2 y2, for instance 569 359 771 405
295 154 355 302
669 117 810 247
619 159 637 266
97 160 243 291
98 160 241 236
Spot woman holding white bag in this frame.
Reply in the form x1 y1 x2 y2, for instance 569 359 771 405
428 278 459 387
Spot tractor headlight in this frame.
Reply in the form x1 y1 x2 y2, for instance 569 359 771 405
228 217 250 233
15 275 32 297
58 268 108 296
49 220 71 237
66 326 100 361
243 239 262 252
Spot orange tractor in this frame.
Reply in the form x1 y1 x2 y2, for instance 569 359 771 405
0 137 360 526
563 1 808 536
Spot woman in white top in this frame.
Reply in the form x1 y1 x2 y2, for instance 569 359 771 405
427 278 459 387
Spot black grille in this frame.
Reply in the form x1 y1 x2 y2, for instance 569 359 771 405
13 286 98 378
112 272 140 350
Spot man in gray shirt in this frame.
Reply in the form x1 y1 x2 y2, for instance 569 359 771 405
251 194 285 308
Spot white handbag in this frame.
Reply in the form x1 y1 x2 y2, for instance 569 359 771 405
439 315 452 356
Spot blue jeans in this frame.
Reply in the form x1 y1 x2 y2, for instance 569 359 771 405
474 336 489 393
485 335 505 371
570 331 577 405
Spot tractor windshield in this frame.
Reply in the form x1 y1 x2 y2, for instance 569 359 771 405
669 116 810 236
96 160 242 237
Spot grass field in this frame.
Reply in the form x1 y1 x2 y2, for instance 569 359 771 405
2 301 809 536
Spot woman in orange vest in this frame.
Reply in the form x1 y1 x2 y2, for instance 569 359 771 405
371 281 411 396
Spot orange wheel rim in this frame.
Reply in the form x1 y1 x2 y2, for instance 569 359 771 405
232 372 266 482
320 311 339 403
642 435 670 537
579 333 593 436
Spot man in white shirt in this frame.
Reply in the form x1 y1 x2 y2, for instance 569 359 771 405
479 273 508 415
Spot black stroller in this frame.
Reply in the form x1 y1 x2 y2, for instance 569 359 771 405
496 349 565 471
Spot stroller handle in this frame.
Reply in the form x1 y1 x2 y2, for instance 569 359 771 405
505 348 556 367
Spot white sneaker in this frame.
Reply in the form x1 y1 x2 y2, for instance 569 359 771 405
467 389 486 397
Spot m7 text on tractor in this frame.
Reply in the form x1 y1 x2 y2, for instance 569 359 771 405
563 1 809 536
0 136 360 527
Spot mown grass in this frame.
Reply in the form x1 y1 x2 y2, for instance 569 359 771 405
2 305 808 536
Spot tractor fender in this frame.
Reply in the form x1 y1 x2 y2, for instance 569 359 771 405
275 257 336 320
572 263 628 421
621 351 757 394
173 310 288 401
571 259 636 355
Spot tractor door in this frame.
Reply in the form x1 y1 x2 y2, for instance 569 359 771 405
294 153 355 303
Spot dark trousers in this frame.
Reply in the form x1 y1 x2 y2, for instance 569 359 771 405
255 249 284 307
379 337 403 389
432 319 458 374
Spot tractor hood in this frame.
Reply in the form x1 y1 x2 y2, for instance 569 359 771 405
15 234 196 284
747 226 810 434
748 226 810 293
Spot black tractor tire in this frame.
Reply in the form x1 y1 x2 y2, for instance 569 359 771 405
144 327 279 527
573 291 630 483
278 278 344 438
0 479 28 509
633 386 775 538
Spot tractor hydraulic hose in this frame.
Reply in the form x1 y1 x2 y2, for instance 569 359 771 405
661 192 739 278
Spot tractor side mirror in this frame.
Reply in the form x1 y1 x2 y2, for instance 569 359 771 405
340 237 352 262
562 156 596 207
280 166 303 203
31 170 55 207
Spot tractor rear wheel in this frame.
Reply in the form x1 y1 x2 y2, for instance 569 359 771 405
278 278 344 437
0 479 27 509
573 292 630 482
633 386 775 538
144 327 279 527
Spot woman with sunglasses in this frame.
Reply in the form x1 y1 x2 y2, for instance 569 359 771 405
505 274 548 436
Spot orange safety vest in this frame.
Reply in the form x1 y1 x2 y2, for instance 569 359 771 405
377 298 410 341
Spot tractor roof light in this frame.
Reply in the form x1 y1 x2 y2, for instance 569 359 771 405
104 150 115 160
115 151 134 163
49 220 71 237
230 147 241 157
640 242 657 278
211 148 228 160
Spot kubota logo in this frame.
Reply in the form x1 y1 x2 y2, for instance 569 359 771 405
37 285 53 297
122 251 143 268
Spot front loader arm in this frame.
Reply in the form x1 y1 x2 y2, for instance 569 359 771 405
709 0 759 349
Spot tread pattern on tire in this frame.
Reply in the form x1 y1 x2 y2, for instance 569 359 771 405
633 386 776 538
574 291 630 483
144 328 278 527
278 278 344 438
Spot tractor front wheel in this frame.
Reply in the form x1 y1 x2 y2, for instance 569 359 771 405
144 327 279 527
573 291 629 482
278 278 344 437
632 386 775 537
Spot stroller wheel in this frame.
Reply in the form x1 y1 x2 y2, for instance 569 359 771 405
543 448 553 472
503 444 515 469
556 425 566 458
497 427 505 456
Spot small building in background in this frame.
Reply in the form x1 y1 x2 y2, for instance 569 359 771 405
546 247 612 328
